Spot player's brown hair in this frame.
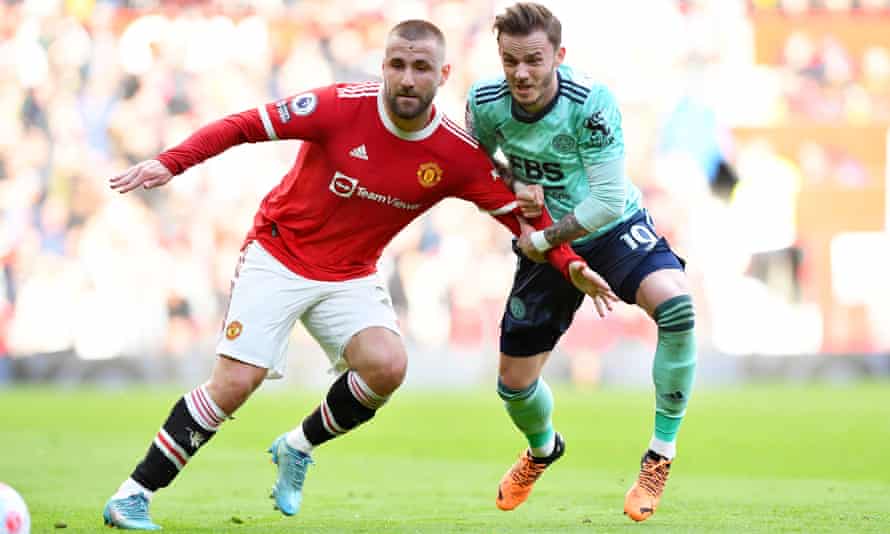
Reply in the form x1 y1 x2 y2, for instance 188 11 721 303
389 19 446 50
493 2 562 50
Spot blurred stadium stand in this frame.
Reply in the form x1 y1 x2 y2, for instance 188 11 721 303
1 0 888 388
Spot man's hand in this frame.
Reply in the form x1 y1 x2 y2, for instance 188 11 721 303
109 159 173 194
569 261 619 318
517 233 547 263
514 182 544 219
517 218 547 263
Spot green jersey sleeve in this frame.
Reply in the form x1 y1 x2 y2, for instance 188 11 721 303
576 84 624 165
466 79 508 157
571 83 641 235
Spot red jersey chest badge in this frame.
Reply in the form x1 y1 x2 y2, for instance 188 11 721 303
417 162 443 188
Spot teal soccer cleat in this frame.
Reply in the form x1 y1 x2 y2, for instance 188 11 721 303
103 493 161 530
268 433 314 516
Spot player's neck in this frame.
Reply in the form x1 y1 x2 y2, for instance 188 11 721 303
386 106 435 132
518 82 558 115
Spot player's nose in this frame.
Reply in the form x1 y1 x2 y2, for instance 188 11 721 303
400 69 415 87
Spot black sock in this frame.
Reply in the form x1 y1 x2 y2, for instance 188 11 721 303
301 370 387 447
131 385 226 491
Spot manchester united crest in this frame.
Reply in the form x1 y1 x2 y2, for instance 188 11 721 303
225 320 243 340
417 162 443 188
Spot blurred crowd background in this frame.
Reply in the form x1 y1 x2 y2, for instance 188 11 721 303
1 0 889 387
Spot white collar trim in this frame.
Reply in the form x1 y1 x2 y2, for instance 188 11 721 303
376 88 440 141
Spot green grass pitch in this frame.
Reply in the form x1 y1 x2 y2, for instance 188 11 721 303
1 383 888 533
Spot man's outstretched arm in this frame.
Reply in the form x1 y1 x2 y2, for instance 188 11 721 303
110 87 338 193
108 110 271 193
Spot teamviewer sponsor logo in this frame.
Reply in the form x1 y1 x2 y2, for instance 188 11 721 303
330 172 359 197
328 171 421 211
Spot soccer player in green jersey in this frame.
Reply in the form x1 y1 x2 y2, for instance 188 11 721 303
465 2 697 522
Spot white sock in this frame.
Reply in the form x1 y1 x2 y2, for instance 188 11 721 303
286 426 314 455
112 478 153 501
649 436 676 460
530 435 556 458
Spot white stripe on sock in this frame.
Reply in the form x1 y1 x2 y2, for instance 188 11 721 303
347 371 387 410
320 401 345 435
649 436 676 460
198 384 227 422
185 391 217 432
530 436 556 458
154 428 189 470
184 385 227 432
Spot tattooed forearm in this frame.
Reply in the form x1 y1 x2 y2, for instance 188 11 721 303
543 213 589 246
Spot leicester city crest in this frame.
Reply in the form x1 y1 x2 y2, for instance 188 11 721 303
509 297 526 320
551 134 576 154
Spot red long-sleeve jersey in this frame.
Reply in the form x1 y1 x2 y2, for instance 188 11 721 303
158 82 580 281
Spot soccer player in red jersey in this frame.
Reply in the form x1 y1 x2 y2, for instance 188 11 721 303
101 19 617 530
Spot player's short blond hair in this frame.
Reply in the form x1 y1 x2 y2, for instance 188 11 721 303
389 20 446 49
387 19 447 64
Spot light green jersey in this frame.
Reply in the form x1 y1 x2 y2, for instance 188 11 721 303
466 64 641 243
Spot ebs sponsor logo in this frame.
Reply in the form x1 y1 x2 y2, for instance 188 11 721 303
507 154 564 181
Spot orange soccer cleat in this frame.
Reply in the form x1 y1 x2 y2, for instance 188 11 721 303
624 450 673 522
496 433 565 511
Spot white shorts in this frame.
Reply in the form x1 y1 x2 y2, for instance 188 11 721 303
216 241 401 379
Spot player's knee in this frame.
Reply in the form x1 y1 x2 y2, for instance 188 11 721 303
344 328 406 395
378 353 407 391
497 376 539 401
498 356 545 392
654 295 696 341
209 370 262 408
498 372 537 393
360 348 407 396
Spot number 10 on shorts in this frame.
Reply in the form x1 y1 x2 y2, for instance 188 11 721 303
619 212 658 251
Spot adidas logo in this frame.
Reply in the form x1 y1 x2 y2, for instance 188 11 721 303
662 391 685 402
349 144 368 160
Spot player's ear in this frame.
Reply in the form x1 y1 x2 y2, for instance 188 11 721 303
555 46 566 67
439 63 451 86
